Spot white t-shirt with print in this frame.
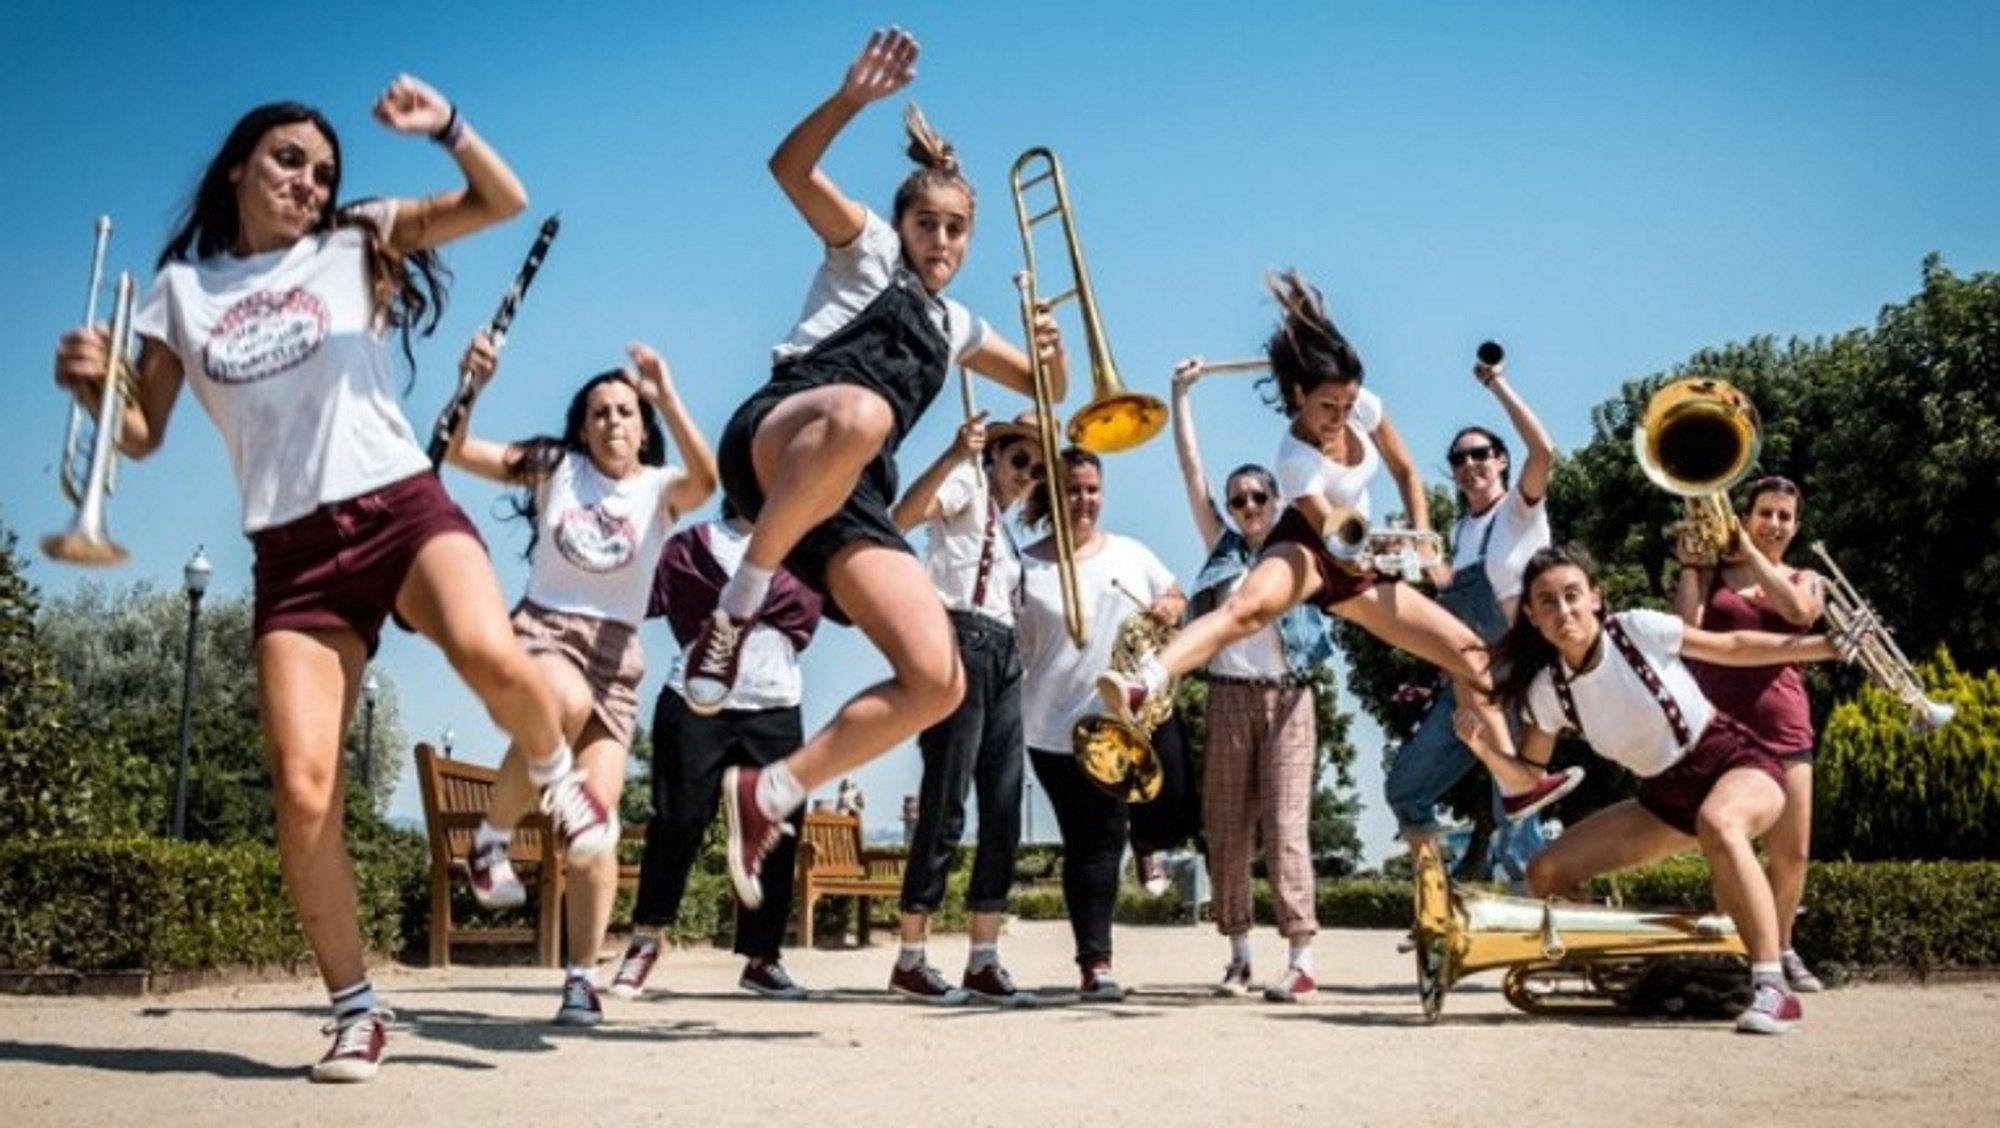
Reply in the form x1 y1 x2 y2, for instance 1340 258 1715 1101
1273 386 1385 521
1019 533 1178 751
773 208 990 367
132 200 430 532
664 521 804 710
1523 609 1716 779
922 460 1021 626
1451 485 1551 605
522 456 684 627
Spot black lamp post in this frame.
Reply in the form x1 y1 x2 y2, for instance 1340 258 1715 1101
170 546 212 841
361 671 380 798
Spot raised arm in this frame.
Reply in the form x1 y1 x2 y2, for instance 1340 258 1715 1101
891 413 985 532
1477 357 1556 505
1373 409 1432 533
441 331 519 484
1170 360 1227 550
628 343 717 518
371 75 528 253
768 28 918 246
962 308 1068 404
1729 544 1824 626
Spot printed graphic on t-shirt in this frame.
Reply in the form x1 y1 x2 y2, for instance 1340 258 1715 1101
203 289 329 384
554 503 638 575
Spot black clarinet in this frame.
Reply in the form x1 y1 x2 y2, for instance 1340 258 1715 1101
427 212 561 469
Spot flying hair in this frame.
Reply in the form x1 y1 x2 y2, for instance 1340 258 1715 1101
893 102 975 223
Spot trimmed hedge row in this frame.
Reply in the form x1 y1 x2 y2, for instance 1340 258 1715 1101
5 837 1997 975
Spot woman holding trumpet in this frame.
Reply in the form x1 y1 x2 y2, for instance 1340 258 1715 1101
1673 474 1827 994
699 28 1066 911
1168 358 1335 1001
49 79 604 1082
1099 273 1580 822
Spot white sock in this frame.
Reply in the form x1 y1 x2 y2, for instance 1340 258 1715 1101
755 761 806 820
565 964 591 983
528 743 576 787
474 820 511 850
1289 942 1314 974
1229 934 1252 965
1751 960 1784 988
1139 655 1171 696
330 980 377 1022
898 943 927 971
967 943 999 973
718 564 774 621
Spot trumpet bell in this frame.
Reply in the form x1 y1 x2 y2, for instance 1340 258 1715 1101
1914 700 1957 735
1633 377 1763 497
40 529 128 566
1071 716 1163 803
1067 390 1167 453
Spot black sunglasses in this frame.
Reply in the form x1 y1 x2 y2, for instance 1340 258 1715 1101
1007 449 1045 479
1447 444 1497 468
1227 489 1271 511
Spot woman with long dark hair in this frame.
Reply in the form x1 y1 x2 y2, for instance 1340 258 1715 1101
51 76 593 1082
445 335 716 1025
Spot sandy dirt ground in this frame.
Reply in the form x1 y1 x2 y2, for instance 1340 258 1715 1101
2 920 1995 1128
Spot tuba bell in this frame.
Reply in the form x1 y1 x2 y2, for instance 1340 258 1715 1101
1072 582 1173 803
1633 377 1763 566
1411 838 1747 1021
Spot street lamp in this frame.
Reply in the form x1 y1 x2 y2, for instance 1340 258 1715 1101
361 671 380 798
441 726 456 758
170 546 212 841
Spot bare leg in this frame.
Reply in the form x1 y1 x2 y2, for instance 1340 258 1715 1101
396 532 565 763
258 629 369 992
486 652 599 827
784 544 964 790
1525 798 1692 899
969 910 1004 947
1765 759 1813 950
1152 548 1319 677
563 726 629 964
743 385 895 572
1694 768 1787 963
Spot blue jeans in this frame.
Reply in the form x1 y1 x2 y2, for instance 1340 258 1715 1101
1383 681 1546 879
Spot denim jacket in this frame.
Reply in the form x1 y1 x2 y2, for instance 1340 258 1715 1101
1190 528 1336 673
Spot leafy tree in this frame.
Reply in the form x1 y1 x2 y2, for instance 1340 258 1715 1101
0 521 109 841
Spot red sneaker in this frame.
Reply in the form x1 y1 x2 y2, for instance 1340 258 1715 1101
721 766 792 910
608 936 660 1000
889 961 970 1006
1501 766 1584 823
539 769 617 858
1214 960 1253 998
1262 965 1318 1003
310 1009 389 1083
1735 982 1803 1035
684 611 754 716
467 839 526 910
962 963 1038 1007
740 958 808 1000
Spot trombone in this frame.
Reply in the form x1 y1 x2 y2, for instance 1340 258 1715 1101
46 216 132 566
1810 541 1956 734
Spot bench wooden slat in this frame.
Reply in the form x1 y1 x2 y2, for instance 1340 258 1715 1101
795 811 904 946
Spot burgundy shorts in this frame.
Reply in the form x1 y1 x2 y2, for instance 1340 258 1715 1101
1637 713 1787 836
251 472 483 657
510 600 644 747
1261 505 1380 611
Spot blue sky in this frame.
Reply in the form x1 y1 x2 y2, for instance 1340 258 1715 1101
4 3 1997 863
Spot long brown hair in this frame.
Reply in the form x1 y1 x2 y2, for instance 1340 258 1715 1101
1257 269 1364 418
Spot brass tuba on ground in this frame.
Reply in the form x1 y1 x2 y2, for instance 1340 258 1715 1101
1411 838 1747 1021
1633 377 1763 566
1072 583 1173 803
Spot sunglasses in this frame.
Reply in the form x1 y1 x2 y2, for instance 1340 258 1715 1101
1447 444 1497 468
1227 489 1271 511
1007 449 1045 479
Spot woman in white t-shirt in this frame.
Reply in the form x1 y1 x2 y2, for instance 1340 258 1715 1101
1385 347 1558 885
1487 544 1844 1035
1019 447 1188 1002
52 78 584 1083
445 336 716 1026
1099 273 1579 823
697 30 1069 913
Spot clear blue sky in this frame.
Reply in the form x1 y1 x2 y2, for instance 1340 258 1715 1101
4 4 1996 863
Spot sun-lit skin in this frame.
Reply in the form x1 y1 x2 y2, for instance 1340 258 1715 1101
230 123 338 254
1064 460 1104 542
1741 491 1800 563
1449 435 1508 515
580 379 648 479
896 184 972 294
1288 381 1363 460
1525 563 1606 667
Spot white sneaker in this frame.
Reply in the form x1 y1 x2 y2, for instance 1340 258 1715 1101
540 770 616 858
467 839 526 910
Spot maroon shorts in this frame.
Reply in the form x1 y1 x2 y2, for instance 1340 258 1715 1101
251 472 484 656
1637 713 1787 836
510 600 644 747
1261 505 1380 611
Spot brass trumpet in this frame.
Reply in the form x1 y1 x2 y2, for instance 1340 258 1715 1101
1010 148 1165 455
1323 506 1445 583
46 216 132 566
1634 377 1763 566
1810 541 1956 734
1411 838 1747 1020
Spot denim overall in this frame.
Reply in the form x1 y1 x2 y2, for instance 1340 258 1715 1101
1382 514 1547 881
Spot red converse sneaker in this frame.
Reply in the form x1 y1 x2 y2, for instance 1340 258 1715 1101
1735 982 1803 1035
739 958 808 1000
540 769 617 858
609 936 660 1000
1262 965 1318 1003
1501 766 1584 823
721 766 792 910
467 838 526 910
684 611 754 716
962 962 1038 1006
311 1008 390 1083
1214 960 1253 998
889 961 970 1006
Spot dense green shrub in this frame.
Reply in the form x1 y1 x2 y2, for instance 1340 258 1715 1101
1815 652 2000 862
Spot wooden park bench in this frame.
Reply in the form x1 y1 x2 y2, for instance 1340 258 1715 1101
795 810 905 946
413 741 641 968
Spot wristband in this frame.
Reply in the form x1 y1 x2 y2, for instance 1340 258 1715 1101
431 104 466 150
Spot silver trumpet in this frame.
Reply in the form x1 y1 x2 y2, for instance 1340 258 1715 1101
45 216 132 566
1810 541 1956 734
1323 506 1444 583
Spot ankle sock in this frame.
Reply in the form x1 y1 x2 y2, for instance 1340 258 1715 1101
719 564 774 621
330 981 377 1023
1751 960 1784 989
967 943 999 973
756 761 806 820
1229 934 1252 966
528 743 576 787
1288 943 1314 974
897 943 927 972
